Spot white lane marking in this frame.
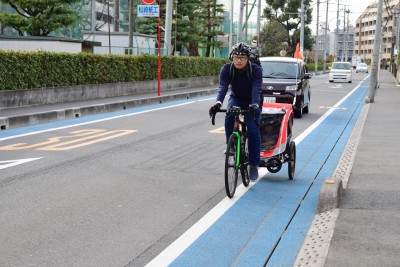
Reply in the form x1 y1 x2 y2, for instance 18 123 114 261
0 157 43 170
145 169 264 267
146 83 364 266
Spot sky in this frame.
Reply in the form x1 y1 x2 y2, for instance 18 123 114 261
219 0 375 35
310 0 375 34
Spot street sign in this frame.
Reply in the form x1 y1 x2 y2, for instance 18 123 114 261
141 0 156 4
137 5 159 17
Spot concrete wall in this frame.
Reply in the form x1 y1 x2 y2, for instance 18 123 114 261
0 76 219 109
0 36 82 53
82 31 157 55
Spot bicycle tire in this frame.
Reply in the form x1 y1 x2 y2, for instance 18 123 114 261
288 141 296 180
240 137 250 187
225 134 239 198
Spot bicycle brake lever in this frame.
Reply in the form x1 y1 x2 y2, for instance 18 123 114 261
212 112 216 125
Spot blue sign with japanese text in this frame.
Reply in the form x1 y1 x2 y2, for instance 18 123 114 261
137 5 159 17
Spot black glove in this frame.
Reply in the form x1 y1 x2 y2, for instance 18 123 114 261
248 103 260 117
209 102 222 117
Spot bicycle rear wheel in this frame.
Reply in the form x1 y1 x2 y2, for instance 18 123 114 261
288 141 296 180
225 134 239 198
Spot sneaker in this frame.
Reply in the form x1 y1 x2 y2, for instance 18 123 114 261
249 165 259 182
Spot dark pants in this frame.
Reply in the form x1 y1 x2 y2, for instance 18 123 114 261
225 97 261 166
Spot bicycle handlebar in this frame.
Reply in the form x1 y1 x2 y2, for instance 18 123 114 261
211 108 257 126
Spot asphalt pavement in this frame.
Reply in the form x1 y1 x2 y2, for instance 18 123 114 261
1 70 400 266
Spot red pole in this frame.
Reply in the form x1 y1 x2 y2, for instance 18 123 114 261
157 0 161 96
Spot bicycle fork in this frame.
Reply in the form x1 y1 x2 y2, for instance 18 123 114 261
233 132 241 168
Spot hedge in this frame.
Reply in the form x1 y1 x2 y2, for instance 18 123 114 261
0 51 229 91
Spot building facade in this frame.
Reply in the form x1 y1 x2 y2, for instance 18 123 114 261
354 0 400 63
336 27 355 61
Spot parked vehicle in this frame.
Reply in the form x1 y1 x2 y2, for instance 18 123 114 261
260 57 311 118
351 55 361 69
356 63 369 73
329 62 352 83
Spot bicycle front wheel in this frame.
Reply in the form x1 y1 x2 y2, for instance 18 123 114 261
225 134 239 198
240 137 250 187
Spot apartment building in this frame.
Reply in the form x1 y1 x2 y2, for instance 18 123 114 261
354 0 400 63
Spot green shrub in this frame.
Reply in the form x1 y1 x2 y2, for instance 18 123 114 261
0 51 229 91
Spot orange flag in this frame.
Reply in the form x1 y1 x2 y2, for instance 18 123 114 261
294 43 304 60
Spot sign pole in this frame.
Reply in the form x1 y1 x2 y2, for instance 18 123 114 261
157 0 161 96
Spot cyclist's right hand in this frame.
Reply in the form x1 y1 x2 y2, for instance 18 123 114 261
209 102 222 117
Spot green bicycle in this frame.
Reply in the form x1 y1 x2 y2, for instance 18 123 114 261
211 106 253 198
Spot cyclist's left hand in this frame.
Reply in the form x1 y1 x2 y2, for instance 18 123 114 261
248 103 260 117
209 102 222 117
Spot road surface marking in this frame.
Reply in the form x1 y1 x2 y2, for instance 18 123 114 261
319 106 348 110
0 158 43 170
0 129 136 151
209 127 225 134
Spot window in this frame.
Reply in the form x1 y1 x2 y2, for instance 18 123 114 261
332 62 351 70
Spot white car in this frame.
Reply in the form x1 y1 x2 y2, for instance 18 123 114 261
329 62 352 83
356 63 369 73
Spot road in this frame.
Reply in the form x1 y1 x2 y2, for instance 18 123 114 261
0 72 369 266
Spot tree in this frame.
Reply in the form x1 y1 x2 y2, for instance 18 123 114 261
136 0 225 57
264 0 314 55
0 0 80 36
290 26 314 57
171 0 203 56
197 0 225 57
260 20 287 56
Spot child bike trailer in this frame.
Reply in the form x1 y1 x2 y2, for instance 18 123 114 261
259 102 296 180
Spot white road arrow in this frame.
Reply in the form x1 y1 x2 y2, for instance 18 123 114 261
0 158 43 170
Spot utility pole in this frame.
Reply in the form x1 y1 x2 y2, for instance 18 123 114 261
229 0 234 50
335 0 339 61
345 9 350 62
245 0 248 42
323 0 329 71
367 0 384 103
396 3 400 58
91 0 96 31
165 0 173 55
114 0 119 32
107 1 111 54
238 0 245 42
300 0 305 57
256 0 261 39
315 0 320 73
128 0 133 50
342 7 346 61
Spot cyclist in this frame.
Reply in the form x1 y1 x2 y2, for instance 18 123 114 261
209 42 263 181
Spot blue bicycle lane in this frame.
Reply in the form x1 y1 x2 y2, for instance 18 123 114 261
147 79 369 267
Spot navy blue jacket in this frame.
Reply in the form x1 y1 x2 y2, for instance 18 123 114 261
216 62 263 105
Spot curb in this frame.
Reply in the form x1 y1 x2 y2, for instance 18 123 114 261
0 88 218 130
317 177 343 213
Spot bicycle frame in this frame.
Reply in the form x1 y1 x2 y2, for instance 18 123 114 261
232 114 247 168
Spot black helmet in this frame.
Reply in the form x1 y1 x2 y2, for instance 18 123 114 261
229 42 251 60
